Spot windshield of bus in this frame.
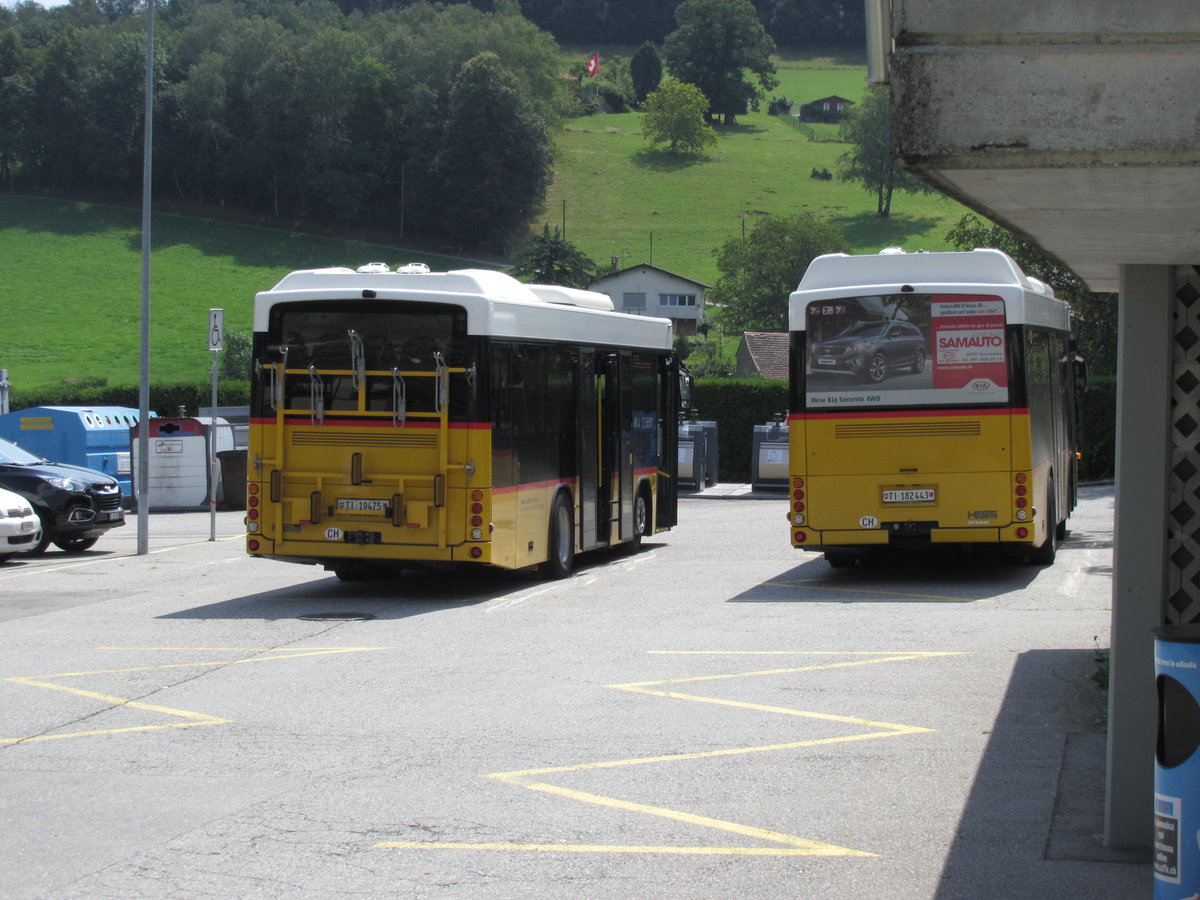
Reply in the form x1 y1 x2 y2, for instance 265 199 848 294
804 293 1008 410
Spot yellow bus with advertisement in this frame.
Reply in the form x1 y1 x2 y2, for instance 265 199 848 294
245 263 687 581
787 249 1085 566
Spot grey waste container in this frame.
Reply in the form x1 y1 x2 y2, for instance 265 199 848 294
750 420 789 492
693 420 719 486
217 449 248 510
677 423 707 492
1154 624 1200 897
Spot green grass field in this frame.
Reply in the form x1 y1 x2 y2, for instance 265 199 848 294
2 57 974 393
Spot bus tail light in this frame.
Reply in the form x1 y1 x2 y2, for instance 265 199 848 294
792 477 804 488
470 547 483 558
793 531 807 544
248 538 260 552
1016 527 1029 539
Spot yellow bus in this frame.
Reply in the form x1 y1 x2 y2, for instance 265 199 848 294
787 249 1086 566
245 263 687 581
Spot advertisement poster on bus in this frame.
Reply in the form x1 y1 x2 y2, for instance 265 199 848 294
804 293 1009 410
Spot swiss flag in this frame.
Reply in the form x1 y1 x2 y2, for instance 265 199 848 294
585 54 599 78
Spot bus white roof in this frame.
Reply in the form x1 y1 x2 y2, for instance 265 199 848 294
254 265 674 350
790 248 1069 330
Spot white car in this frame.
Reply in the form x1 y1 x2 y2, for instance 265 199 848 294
0 486 40 562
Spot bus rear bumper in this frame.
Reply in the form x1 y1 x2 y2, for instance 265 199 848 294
792 525 1038 552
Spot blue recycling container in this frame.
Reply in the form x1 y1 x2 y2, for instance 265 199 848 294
0 406 152 499
1154 624 1200 897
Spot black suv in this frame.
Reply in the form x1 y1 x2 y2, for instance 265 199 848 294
0 436 125 553
810 320 927 384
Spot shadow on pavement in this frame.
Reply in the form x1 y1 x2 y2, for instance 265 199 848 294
935 649 1148 898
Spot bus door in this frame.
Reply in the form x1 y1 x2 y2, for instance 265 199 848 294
577 349 601 550
656 355 682 529
598 351 635 545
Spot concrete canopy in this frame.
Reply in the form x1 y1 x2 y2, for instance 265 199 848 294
887 3 1200 292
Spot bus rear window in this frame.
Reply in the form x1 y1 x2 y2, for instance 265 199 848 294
804 293 1008 410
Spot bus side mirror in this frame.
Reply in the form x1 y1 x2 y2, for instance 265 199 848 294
679 373 693 406
1072 355 1088 395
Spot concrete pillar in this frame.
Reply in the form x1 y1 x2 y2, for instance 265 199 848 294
1106 264 1172 847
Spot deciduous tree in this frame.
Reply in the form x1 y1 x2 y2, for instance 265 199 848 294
437 51 553 250
641 80 717 154
836 85 933 218
509 225 599 289
630 40 662 104
709 214 849 332
661 0 777 125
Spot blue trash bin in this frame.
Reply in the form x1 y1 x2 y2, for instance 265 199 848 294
1154 624 1200 897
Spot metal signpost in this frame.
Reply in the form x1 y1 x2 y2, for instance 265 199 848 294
208 308 223 541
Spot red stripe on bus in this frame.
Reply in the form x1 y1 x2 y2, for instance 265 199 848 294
788 408 1027 422
492 477 582 496
249 417 490 429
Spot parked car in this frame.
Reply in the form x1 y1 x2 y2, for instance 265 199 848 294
0 436 125 554
0 485 40 562
811 319 927 383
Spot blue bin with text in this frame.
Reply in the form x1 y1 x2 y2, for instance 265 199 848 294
1154 624 1200 898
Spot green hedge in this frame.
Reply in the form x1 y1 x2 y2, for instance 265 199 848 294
9 381 250 416
1076 377 1115 483
689 376 1116 485
690 378 790 482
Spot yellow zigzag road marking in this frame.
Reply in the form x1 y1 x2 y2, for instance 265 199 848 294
2 647 387 744
379 650 960 857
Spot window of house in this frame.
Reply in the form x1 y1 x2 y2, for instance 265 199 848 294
660 293 697 307
623 292 646 310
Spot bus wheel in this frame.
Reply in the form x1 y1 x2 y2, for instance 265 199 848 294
628 488 649 552
1028 483 1058 566
865 353 888 383
541 493 575 579
826 552 857 568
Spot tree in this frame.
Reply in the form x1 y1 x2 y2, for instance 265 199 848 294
836 85 934 218
641 80 717 154
508 225 600 289
946 214 1117 376
662 0 778 125
630 40 662 105
709 214 849 331
436 51 553 250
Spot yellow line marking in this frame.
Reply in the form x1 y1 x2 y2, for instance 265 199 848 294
377 650 951 858
2 647 386 744
375 842 862 856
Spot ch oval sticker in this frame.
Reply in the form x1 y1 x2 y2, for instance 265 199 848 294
859 516 878 529
325 527 343 541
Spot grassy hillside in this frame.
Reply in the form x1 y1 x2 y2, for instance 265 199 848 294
0 195 466 391
2 58 975 393
543 55 972 285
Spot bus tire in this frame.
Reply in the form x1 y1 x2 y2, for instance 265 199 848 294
541 492 575 579
628 486 649 552
826 552 857 568
1029 482 1058 566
